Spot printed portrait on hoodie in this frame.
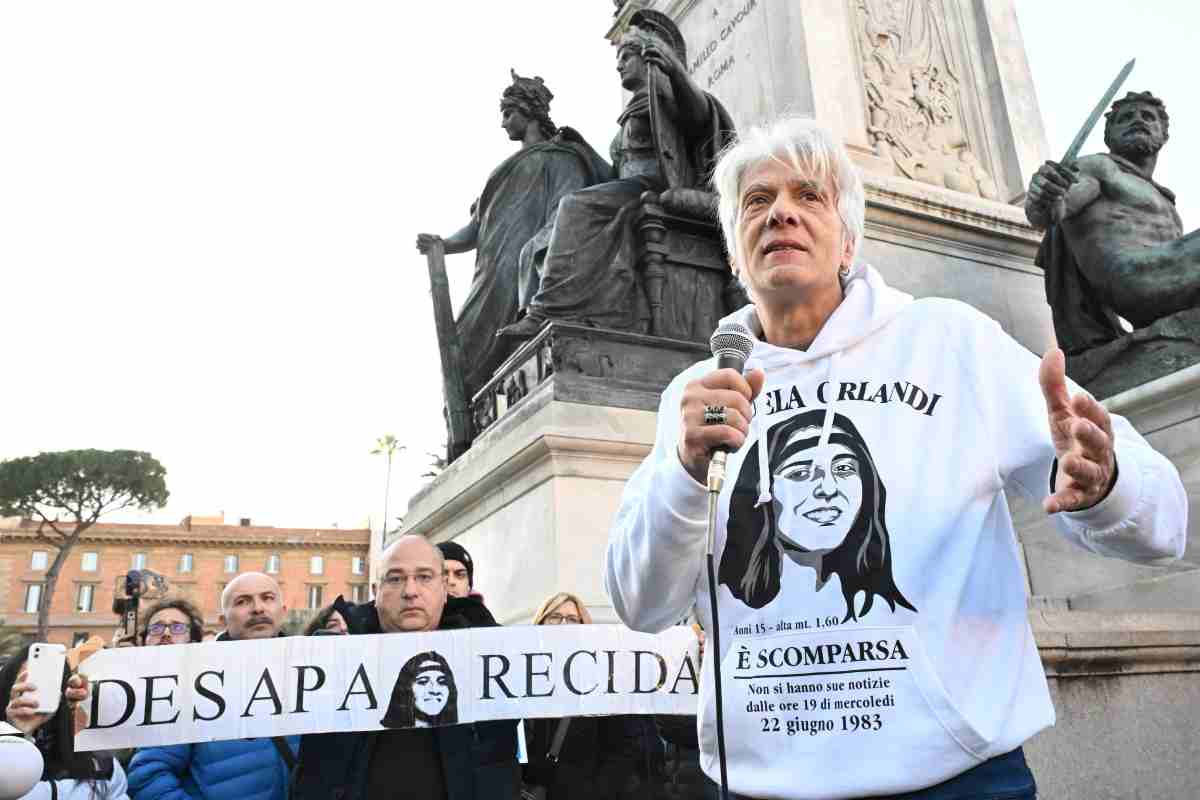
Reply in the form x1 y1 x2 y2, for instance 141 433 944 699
380 651 458 729
719 409 916 621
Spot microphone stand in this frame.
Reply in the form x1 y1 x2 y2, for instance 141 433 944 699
706 450 731 800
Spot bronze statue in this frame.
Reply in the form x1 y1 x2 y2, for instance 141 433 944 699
1026 91 1200 393
497 11 736 340
416 71 609 399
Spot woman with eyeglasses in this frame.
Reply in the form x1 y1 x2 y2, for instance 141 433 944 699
522 593 666 800
533 592 590 627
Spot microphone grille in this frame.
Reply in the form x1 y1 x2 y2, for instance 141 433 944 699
710 321 756 362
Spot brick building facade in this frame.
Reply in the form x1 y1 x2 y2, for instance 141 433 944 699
0 514 371 646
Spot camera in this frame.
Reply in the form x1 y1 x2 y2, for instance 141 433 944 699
112 569 170 638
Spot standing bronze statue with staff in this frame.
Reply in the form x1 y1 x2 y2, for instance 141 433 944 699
416 71 609 455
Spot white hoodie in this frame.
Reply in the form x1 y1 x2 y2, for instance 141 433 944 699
604 264 1185 799
19 759 129 800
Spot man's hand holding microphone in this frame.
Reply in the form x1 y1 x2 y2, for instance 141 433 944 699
678 321 764 487
677 368 765 484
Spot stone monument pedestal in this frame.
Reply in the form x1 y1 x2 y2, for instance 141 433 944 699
860 171 1052 352
1016 363 1200 612
1024 610 1200 800
1013 364 1200 796
404 323 695 623
1069 309 1200 399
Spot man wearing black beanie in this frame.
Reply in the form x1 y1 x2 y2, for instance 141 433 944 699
437 541 474 599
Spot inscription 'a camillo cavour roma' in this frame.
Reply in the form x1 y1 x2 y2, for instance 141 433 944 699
687 0 758 86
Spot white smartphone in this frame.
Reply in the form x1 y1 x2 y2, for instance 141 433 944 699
25 643 67 715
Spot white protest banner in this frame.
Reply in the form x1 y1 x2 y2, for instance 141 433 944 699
75 625 699 751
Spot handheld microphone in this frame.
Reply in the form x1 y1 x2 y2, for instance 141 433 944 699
707 321 757 488
703 320 756 800
710 320 756 374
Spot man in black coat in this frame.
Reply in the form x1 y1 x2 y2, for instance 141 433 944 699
524 714 665 800
292 535 519 800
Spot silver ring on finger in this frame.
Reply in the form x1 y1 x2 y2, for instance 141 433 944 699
703 405 728 426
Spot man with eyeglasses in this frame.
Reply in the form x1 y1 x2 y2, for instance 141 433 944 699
293 535 518 800
127 573 298 800
140 598 204 645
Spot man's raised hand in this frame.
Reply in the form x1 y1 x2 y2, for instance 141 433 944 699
1039 348 1117 513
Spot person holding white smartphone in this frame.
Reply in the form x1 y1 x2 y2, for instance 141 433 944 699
0 643 129 800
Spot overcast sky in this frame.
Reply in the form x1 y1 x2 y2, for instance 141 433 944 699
1 1 1194 534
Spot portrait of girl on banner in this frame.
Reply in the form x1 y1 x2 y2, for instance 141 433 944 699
381 651 458 728
719 408 916 621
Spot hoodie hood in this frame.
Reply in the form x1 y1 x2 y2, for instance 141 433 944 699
718 262 912 366
719 263 913 507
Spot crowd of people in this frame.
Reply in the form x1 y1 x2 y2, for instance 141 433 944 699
1 538 707 800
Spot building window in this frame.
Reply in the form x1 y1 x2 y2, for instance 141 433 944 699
31 551 48 571
131 553 147 570
266 554 280 574
179 553 194 573
310 556 324 575
24 584 43 614
224 555 239 574
72 632 90 647
307 584 323 609
351 556 365 575
77 584 95 613
351 584 369 604
81 552 99 572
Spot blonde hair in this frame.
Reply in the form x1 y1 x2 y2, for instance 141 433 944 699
532 591 593 625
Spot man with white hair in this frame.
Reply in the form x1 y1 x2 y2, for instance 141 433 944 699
293 535 516 800
127 571 297 800
605 116 1185 799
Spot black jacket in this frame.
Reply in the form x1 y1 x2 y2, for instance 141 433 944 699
292 596 519 800
524 714 665 800
655 716 707 799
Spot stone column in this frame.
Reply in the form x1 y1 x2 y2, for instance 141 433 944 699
610 0 1055 354
623 0 1050 203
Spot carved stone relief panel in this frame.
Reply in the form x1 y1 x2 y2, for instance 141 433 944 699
854 0 998 200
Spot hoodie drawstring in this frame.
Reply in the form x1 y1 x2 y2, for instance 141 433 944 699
754 350 842 507
818 350 841 452
755 399 771 507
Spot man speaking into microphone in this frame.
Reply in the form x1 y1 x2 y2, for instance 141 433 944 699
603 116 1186 800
